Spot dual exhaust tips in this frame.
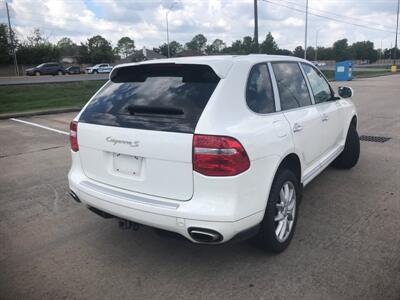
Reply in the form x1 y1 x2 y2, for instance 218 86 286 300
70 190 223 243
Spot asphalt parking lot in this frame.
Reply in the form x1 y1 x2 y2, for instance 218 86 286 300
0 75 399 299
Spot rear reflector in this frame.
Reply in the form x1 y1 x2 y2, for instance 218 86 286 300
193 134 250 176
70 121 79 152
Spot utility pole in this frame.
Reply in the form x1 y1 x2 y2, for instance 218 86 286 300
6 1 19 76
254 0 259 53
394 0 399 65
304 0 308 60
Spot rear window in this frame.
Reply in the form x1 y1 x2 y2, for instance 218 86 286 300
79 64 220 133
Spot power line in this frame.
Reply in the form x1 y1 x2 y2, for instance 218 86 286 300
259 0 398 35
278 0 393 30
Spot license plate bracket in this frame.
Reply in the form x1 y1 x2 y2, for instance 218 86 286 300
112 153 142 176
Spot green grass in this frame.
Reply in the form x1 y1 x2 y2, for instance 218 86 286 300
0 80 106 114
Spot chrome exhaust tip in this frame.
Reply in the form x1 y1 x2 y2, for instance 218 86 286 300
188 228 223 243
69 190 81 203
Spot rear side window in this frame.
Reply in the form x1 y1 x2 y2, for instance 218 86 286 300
272 62 312 110
79 64 220 133
246 64 275 114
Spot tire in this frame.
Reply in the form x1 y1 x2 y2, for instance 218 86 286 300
252 169 300 253
35 71 40 76
332 123 360 169
93 70 98 74
57 70 63 75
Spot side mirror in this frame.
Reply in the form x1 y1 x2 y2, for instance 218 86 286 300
338 86 353 98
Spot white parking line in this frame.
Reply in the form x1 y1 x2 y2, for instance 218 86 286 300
10 118 69 136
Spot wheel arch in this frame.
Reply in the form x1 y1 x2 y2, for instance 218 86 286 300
276 153 302 184
350 114 357 129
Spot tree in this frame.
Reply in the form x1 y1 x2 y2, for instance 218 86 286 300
260 32 278 54
276 48 293 56
27 28 48 46
205 39 226 55
116 37 135 58
222 39 242 54
86 35 114 63
157 41 182 57
186 34 207 53
222 37 254 55
306 46 315 60
0 24 14 64
242 36 255 54
315 47 334 60
17 28 59 64
333 38 350 61
383 47 399 59
350 41 378 62
293 46 304 58
57 37 78 57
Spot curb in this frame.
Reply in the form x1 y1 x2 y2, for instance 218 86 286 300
0 107 82 120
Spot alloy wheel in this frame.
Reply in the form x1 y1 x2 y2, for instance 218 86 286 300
274 181 296 242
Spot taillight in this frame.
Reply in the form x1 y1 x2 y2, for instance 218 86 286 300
70 121 79 152
193 134 250 176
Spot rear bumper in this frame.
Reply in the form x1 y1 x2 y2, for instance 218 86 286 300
68 162 265 244
67 146 282 243
72 182 262 243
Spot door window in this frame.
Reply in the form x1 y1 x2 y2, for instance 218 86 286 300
272 62 312 110
302 64 332 104
246 64 275 114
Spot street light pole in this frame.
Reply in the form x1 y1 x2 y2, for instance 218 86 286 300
254 0 259 53
166 1 178 58
315 28 321 61
166 10 170 58
304 0 308 60
394 0 399 65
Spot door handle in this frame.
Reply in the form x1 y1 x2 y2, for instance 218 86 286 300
293 123 303 132
321 114 329 122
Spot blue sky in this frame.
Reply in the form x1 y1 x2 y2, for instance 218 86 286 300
0 0 398 51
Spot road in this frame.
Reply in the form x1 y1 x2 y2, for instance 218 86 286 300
0 73 109 85
0 75 399 299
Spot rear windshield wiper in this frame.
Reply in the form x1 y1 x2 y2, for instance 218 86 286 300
126 105 184 116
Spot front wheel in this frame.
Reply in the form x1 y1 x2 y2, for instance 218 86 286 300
252 169 299 253
332 124 360 169
35 71 40 76
57 70 63 75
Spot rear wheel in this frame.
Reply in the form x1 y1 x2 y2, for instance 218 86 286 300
332 123 360 169
253 169 299 253
57 70 63 75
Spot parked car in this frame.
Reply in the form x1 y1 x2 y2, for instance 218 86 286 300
66 66 82 75
86 63 113 74
68 55 360 253
25 63 66 76
311 61 326 67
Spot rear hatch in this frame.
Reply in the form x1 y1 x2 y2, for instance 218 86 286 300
78 63 220 201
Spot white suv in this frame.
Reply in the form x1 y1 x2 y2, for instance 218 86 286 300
68 55 360 253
